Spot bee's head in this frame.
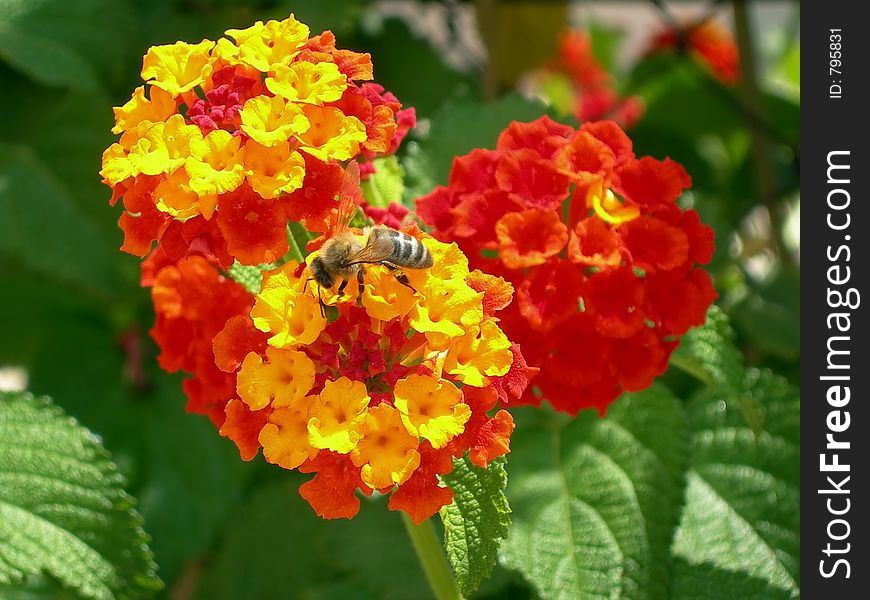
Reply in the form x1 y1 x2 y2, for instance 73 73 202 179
309 256 334 289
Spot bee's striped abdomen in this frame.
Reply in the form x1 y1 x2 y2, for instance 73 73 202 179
374 228 433 269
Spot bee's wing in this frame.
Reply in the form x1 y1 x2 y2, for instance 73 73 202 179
346 236 395 265
333 160 363 234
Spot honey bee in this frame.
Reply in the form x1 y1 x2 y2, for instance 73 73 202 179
308 161 433 312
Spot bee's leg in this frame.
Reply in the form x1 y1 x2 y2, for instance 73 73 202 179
337 278 349 298
303 277 314 295
384 263 417 293
356 267 366 307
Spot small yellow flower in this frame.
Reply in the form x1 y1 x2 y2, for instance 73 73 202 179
307 378 370 453
100 138 136 186
239 95 310 147
266 61 347 105
186 129 246 196
260 395 318 469
409 278 484 343
244 140 306 199
360 265 418 322
236 347 316 410
297 105 366 162
393 374 471 449
112 86 176 134
351 404 421 490
251 263 327 348
154 169 217 219
141 39 215 96
131 114 202 177
226 16 310 71
442 321 512 386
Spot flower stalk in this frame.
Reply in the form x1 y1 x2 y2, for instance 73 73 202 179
401 514 462 600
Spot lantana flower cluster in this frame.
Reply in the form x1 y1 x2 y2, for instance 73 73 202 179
100 15 534 522
148 233 531 521
536 30 643 128
417 117 717 415
649 19 741 84
100 14 415 268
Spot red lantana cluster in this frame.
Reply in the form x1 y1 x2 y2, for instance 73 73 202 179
649 19 741 84
548 30 643 128
417 117 717 415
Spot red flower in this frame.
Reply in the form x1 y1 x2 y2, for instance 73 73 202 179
545 30 644 128
149 255 255 425
650 19 741 84
417 117 716 415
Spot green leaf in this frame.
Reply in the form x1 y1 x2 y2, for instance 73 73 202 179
287 220 314 264
0 391 162 599
732 267 801 361
227 262 263 295
587 21 623 75
403 94 549 202
0 0 137 89
672 370 800 597
502 384 688 600
361 155 405 209
133 378 254 586
439 456 510 597
671 305 744 388
195 479 429 600
0 142 122 296
670 559 795 600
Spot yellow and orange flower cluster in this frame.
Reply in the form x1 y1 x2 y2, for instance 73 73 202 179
100 16 527 522
209 233 532 521
145 228 532 521
100 14 414 267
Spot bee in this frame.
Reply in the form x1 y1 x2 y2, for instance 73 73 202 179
307 161 433 313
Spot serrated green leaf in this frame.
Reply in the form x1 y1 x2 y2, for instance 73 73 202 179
502 385 688 600
0 391 162 599
227 261 263 295
671 305 744 388
672 370 800 597
671 558 794 600
439 456 510 597
361 155 405 209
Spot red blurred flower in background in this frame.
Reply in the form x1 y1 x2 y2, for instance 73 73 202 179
542 30 643 128
649 19 741 84
417 116 717 415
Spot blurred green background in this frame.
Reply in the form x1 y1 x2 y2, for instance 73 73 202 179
0 1 799 599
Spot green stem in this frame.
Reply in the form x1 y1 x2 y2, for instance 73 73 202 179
732 0 788 261
401 513 463 600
